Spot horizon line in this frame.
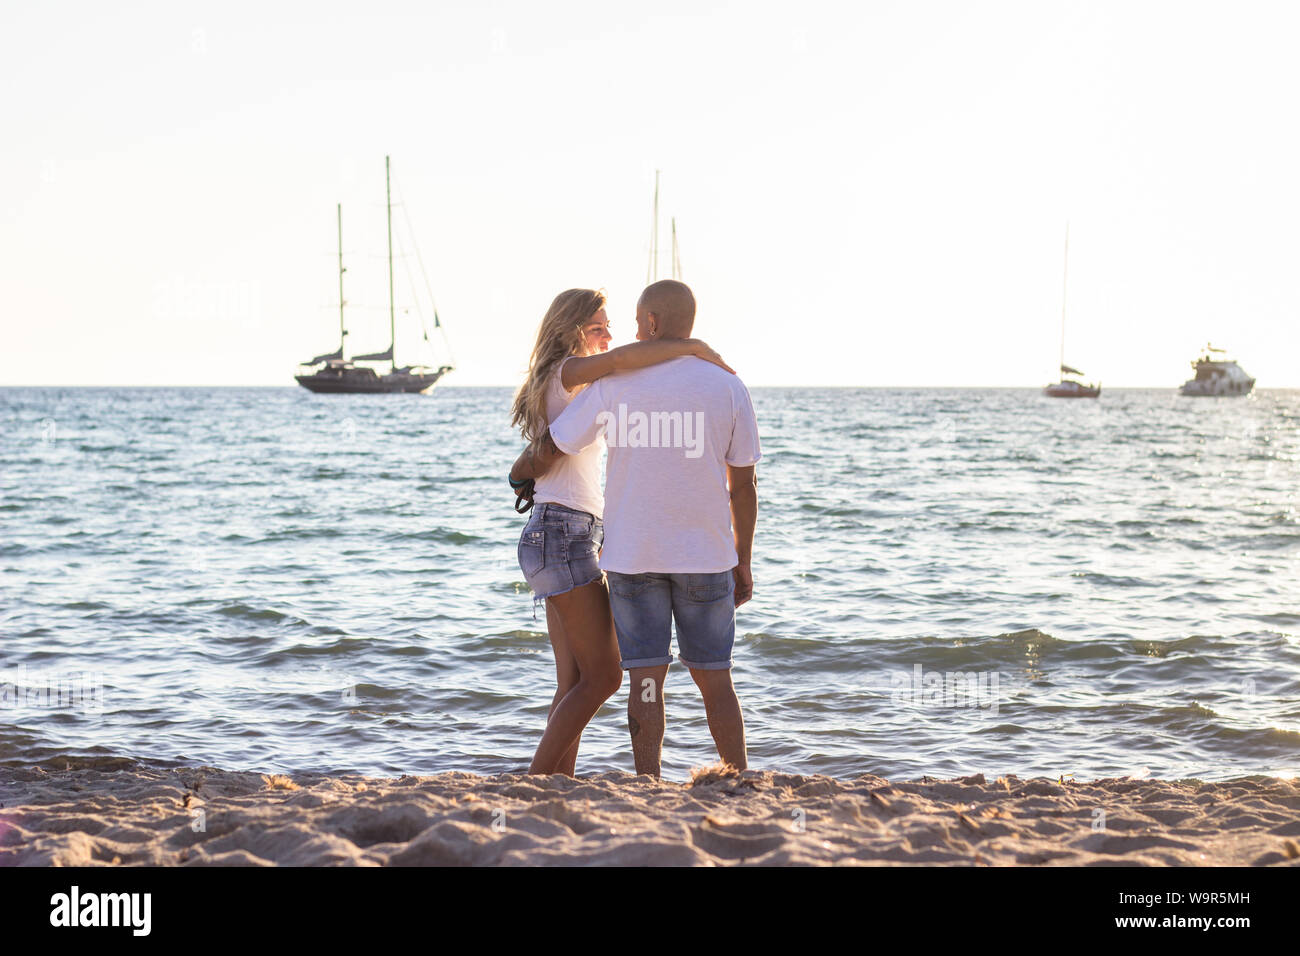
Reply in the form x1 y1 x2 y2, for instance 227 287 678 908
4 383 1298 391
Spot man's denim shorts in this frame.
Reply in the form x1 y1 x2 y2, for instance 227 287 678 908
517 503 604 616
605 570 736 671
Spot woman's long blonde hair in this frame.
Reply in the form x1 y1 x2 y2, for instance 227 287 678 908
510 288 607 444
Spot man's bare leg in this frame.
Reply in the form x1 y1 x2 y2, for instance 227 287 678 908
689 668 747 770
627 664 669 777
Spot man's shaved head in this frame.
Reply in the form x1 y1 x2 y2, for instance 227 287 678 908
637 280 696 339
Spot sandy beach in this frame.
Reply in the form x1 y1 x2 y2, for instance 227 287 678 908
2 760 1298 866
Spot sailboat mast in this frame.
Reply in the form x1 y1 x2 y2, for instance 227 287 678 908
337 203 346 359
671 217 681 280
1060 222 1070 373
649 170 660 283
386 155 396 374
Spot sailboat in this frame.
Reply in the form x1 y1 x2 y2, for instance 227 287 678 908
1044 223 1100 399
295 156 454 394
646 169 683 283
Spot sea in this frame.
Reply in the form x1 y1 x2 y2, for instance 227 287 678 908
2 386 1298 782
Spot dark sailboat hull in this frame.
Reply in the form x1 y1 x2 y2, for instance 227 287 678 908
1044 382 1101 398
295 367 450 394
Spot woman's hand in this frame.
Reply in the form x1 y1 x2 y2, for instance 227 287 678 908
688 339 736 374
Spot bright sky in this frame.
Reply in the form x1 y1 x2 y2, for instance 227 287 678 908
4 0 1299 387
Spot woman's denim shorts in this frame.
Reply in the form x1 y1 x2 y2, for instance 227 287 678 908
517 502 604 618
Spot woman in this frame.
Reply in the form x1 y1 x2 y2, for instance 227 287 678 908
508 288 733 775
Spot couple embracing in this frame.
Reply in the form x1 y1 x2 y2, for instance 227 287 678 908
507 280 761 778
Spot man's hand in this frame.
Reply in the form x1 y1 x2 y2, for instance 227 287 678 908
733 561 753 607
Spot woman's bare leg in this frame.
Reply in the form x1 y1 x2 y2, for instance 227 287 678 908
543 600 581 776
528 579 623 775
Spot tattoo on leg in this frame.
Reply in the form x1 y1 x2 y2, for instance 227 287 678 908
628 714 641 739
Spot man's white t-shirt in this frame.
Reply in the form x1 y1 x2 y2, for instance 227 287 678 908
548 355 761 574
531 355 606 519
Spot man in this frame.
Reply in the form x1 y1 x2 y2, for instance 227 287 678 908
510 279 760 777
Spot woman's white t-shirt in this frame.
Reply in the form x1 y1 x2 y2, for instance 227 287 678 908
531 356 605 519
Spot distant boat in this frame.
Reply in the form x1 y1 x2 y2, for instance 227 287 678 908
1180 344 1255 396
1044 224 1100 399
1044 375 1100 399
296 156 453 394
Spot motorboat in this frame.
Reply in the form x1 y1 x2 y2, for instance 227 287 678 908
1179 345 1254 396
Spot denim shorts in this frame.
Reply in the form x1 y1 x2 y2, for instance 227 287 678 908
605 570 736 671
517 502 604 617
